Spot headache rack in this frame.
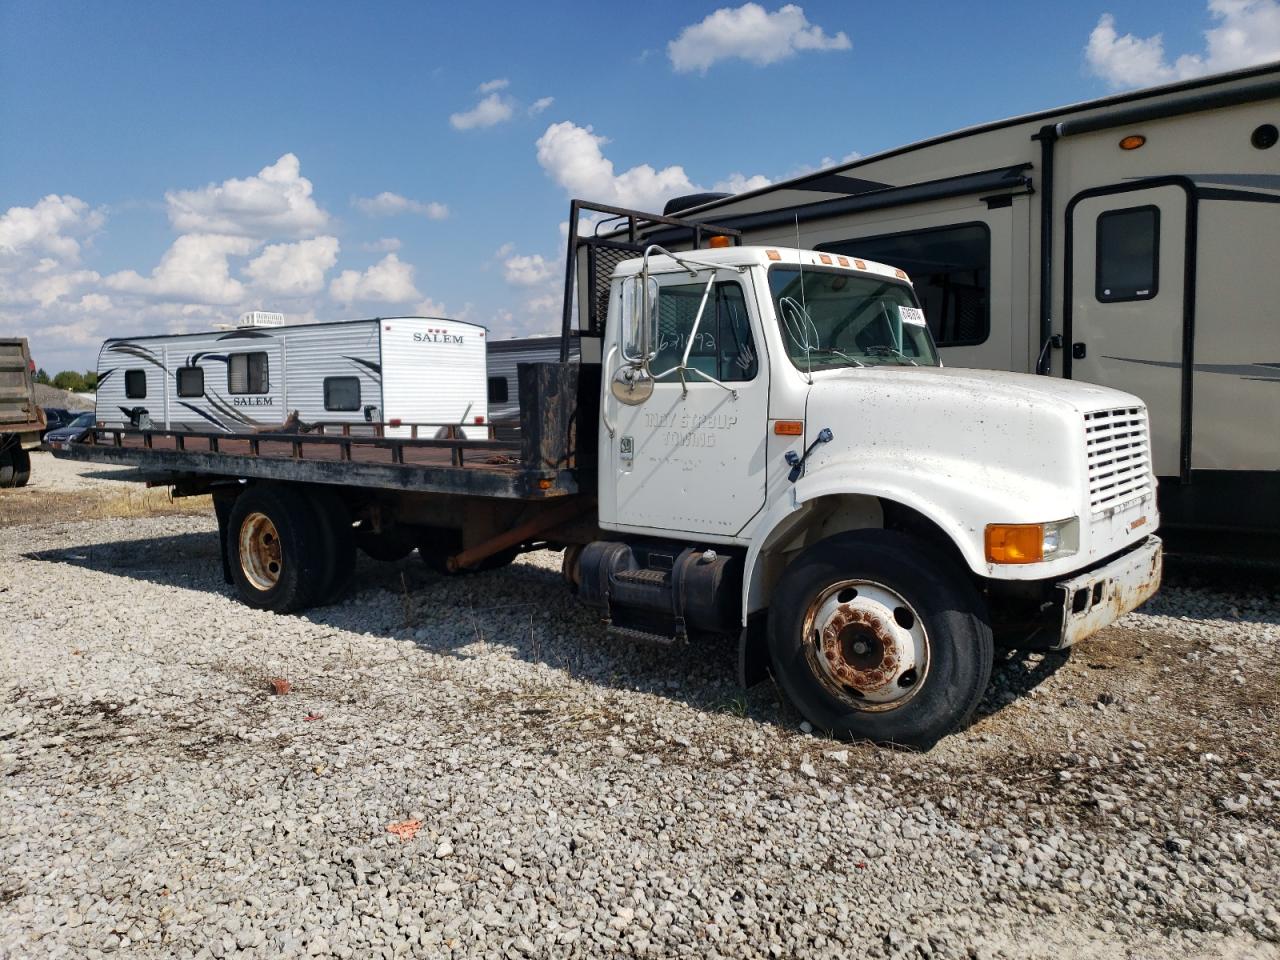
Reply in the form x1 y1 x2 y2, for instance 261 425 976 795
558 199 741 361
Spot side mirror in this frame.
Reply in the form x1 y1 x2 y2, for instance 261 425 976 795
621 275 659 365
610 365 654 405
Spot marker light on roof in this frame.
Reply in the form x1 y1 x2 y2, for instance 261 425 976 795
819 254 832 264
707 235 731 248
895 269 909 280
837 256 849 267
854 259 866 270
766 249 781 261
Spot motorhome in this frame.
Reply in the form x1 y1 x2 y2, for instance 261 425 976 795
94 316 489 438
653 63 1280 553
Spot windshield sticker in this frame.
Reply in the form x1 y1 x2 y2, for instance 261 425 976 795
898 306 926 326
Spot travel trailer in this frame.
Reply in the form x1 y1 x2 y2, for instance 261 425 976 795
486 335 580 422
653 63 1280 551
94 316 489 438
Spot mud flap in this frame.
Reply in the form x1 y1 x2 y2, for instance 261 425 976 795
213 490 236 585
738 610 770 688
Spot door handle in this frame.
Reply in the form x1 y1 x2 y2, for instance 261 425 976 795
601 345 618 438
1072 342 1087 360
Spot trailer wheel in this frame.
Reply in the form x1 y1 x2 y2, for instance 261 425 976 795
418 527 518 575
10 448 30 487
305 487 356 603
767 529 992 750
227 485 326 613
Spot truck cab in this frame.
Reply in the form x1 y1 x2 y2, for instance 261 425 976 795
576 240 1161 746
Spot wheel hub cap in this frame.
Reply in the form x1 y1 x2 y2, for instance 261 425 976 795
239 511 282 591
806 582 930 709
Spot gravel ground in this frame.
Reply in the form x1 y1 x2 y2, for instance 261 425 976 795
1 461 1277 959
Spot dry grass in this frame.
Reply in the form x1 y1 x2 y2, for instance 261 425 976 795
0 486 210 527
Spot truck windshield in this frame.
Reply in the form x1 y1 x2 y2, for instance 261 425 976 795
768 267 939 370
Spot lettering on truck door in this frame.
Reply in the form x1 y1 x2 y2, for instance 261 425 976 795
604 271 770 536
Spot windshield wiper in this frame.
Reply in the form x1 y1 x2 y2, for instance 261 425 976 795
808 348 865 368
865 345 918 366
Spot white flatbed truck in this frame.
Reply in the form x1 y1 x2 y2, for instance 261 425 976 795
54 201 1162 747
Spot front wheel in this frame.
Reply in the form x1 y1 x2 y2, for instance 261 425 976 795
768 529 993 750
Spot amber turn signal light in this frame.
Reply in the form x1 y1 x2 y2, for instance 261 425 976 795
773 420 804 436
707 235 731 248
985 523 1044 564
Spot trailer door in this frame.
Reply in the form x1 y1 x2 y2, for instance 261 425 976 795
1065 183 1192 479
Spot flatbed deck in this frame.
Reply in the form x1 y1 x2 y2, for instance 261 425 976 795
53 425 578 499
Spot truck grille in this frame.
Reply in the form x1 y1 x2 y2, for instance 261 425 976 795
1084 406 1152 515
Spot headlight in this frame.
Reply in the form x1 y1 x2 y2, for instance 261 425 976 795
985 518 1079 564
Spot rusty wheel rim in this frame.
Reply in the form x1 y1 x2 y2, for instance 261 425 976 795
239 511 283 592
801 580 930 712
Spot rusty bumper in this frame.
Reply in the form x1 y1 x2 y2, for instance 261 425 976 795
1052 535 1162 650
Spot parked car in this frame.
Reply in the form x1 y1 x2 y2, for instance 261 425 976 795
43 411 96 446
39 407 76 438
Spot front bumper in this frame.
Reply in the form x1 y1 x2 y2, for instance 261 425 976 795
1052 535 1162 649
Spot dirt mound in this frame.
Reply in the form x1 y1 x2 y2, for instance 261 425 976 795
32 383 93 412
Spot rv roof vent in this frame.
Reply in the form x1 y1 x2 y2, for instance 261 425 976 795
238 311 285 328
662 192 732 216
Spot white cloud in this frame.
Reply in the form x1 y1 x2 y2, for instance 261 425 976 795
529 96 555 116
450 92 516 130
477 77 510 94
536 121 697 211
1086 1 1280 89
0 194 103 264
503 253 556 286
165 153 329 238
352 191 449 219
414 297 449 317
712 173 774 194
362 237 403 253
28 269 102 308
329 253 421 304
493 242 515 259
105 234 258 305
668 3 851 73
244 236 340 297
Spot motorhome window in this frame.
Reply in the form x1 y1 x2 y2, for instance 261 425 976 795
488 376 509 404
228 352 269 394
176 366 204 398
124 369 146 399
652 280 757 382
323 376 360 411
819 222 990 347
768 266 939 370
1096 206 1159 302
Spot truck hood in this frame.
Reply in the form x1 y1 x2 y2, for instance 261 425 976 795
798 365 1155 575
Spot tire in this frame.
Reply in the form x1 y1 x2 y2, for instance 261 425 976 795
227 484 327 613
354 524 417 562
767 529 993 750
11 448 30 487
418 527 518 575
0 447 13 487
305 487 356 603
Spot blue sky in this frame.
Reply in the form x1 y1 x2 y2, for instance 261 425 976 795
3 0 1277 372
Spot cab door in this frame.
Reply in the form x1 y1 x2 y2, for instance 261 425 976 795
1066 182 1191 478
600 268 770 538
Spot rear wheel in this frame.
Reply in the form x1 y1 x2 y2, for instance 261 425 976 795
228 485 326 613
0 447 13 487
418 527 519 575
10 448 30 487
767 529 993 750
305 487 356 603
354 523 416 562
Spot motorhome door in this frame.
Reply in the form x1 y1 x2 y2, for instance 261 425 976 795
1065 183 1191 479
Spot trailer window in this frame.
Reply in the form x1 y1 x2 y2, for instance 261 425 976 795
1096 206 1159 302
228 352 269 394
819 222 990 347
176 366 204 398
652 281 757 382
323 376 361 411
125 369 146 399
488 376 509 404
